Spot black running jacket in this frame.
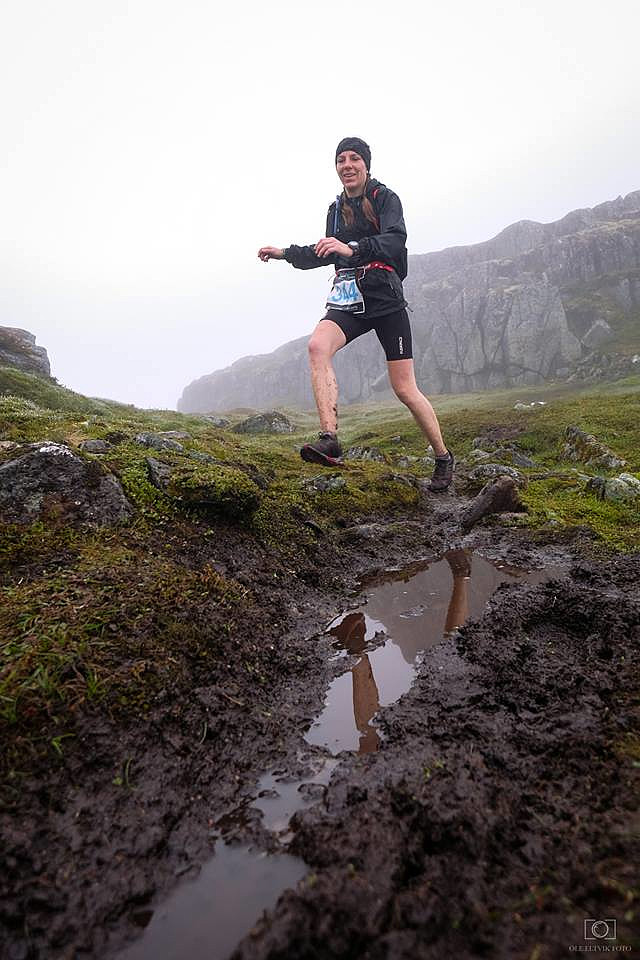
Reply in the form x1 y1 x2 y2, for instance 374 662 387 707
283 178 408 281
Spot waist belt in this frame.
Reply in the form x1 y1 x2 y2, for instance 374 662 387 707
334 260 394 279
363 261 394 273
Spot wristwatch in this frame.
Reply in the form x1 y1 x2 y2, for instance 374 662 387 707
347 241 360 258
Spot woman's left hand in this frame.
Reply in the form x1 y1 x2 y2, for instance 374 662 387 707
314 237 352 259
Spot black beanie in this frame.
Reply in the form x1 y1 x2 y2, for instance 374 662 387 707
335 137 371 171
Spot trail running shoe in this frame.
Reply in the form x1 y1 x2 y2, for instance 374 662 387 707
300 431 344 467
429 450 455 492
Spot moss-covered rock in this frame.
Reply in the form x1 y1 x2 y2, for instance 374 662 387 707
563 425 627 469
167 464 262 518
233 412 294 435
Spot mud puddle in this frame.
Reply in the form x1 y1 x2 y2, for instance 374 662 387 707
306 549 563 754
114 549 563 960
113 754 337 960
115 841 305 960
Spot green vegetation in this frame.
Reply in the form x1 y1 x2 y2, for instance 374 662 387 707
1 366 639 774
167 464 262 517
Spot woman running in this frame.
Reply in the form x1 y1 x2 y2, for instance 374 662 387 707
258 136 454 492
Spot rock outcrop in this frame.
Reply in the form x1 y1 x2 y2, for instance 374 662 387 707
178 190 640 412
0 443 132 525
0 327 51 378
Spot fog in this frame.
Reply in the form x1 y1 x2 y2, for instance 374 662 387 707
2 0 639 408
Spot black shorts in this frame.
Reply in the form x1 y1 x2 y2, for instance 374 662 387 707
323 307 413 361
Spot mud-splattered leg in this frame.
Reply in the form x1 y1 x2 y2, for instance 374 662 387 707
307 320 347 433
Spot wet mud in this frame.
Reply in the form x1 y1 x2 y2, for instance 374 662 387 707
2 502 639 960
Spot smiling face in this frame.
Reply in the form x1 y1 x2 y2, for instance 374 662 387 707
336 150 368 197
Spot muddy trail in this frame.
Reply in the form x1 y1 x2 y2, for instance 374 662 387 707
2 495 639 960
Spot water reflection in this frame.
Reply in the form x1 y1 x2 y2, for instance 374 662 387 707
306 550 558 755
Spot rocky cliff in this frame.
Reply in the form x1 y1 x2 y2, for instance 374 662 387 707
0 327 51 378
178 190 640 412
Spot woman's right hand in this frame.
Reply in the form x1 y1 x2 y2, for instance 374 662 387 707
258 246 284 262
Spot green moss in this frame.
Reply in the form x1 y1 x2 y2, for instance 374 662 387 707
118 461 175 520
0 522 82 577
167 465 262 518
0 544 250 733
521 478 640 551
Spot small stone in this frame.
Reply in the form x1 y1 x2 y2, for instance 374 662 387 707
146 457 174 490
302 474 346 493
380 472 417 488
201 416 230 428
345 446 388 463
79 439 110 454
464 448 494 464
490 447 536 468
188 450 215 463
134 432 184 452
158 430 191 440
468 464 527 487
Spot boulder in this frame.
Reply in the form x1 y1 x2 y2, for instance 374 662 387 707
233 412 294 435
166 465 261 518
0 327 51 378
563 426 627 470
586 473 640 502
146 456 268 509
0 443 132 525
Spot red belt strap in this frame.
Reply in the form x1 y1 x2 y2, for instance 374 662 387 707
363 260 394 272
333 261 395 279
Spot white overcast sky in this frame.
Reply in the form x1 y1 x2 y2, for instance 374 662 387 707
1 0 639 409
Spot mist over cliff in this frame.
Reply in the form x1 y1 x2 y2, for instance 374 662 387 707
178 190 640 413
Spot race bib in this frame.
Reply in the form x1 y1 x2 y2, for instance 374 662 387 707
326 268 365 314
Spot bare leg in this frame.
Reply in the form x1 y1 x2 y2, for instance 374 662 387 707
444 548 472 633
307 320 347 433
387 359 448 456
